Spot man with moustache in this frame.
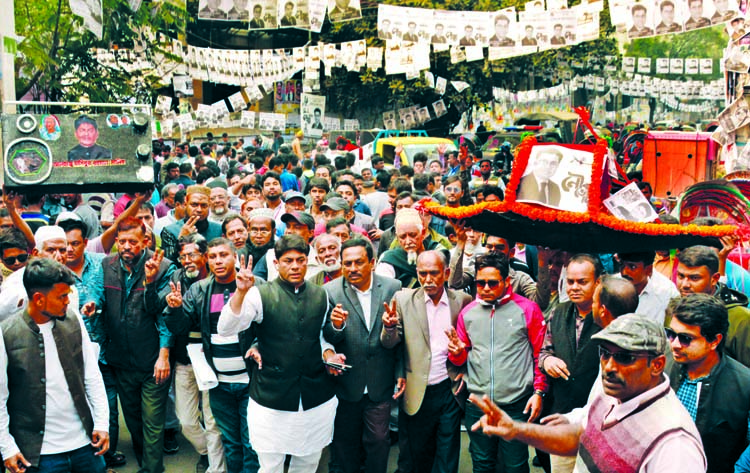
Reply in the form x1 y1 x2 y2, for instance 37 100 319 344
218 234 345 472
99 218 174 473
261 172 285 223
538 254 603 473
381 250 472 473
470 314 706 472
666 294 750 473
310 234 342 285
160 234 226 473
161 186 223 264
376 208 443 289
165 238 260 473
323 238 403 473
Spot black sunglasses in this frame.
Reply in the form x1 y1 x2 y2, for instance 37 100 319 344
598 346 654 366
475 279 501 289
664 328 695 347
3 253 29 265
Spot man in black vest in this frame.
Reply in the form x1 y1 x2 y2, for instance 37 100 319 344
667 294 750 473
0 258 109 473
218 234 344 472
99 217 174 473
539 254 603 473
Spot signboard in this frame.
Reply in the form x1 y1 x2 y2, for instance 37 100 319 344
2 113 154 193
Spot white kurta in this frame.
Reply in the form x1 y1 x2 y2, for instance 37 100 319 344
218 284 337 456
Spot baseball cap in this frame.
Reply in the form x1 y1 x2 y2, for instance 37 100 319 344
283 190 305 202
320 197 350 212
281 211 315 230
591 314 667 355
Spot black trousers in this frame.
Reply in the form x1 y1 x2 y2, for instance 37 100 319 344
405 379 461 473
332 395 391 473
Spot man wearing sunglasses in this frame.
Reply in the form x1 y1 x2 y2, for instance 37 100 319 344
447 253 547 473
665 294 750 473
675 245 750 368
470 314 707 472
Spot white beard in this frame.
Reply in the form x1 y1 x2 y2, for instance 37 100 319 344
185 268 200 279
213 207 228 216
318 261 341 273
407 251 418 266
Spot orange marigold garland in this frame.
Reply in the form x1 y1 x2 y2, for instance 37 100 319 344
419 125 737 241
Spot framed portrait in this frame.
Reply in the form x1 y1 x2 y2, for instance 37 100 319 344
513 143 595 213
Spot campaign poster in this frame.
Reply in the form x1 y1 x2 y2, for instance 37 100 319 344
301 93 326 138
327 0 361 22
248 0 277 28
277 0 309 28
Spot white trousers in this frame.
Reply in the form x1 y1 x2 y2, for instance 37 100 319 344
175 362 227 473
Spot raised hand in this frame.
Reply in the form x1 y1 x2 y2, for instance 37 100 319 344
166 281 183 308
144 249 164 285
469 394 516 440
178 215 200 238
445 327 466 357
331 304 349 330
81 301 97 318
437 143 448 156
235 254 255 293
382 300 398 328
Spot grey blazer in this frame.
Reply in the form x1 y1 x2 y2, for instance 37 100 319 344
323 274 403 403
380 287 472 415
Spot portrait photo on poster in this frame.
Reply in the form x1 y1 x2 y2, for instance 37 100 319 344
327 0 361 22
515 144 594 212
603 182 658 222
301 93 325 138
198 0 228 20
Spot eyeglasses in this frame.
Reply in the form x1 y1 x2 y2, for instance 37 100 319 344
179 252 203 262
444 186 462 193
664 328 696 347
475 279 501 289
598 346 654 366
2 253 28 265
249 229 272 235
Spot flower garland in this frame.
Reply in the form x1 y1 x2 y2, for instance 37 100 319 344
418 132 737 239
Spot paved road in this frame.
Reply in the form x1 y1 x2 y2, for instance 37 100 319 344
111 418 547 473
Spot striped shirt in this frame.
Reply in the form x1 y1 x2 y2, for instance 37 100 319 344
209 281 249 384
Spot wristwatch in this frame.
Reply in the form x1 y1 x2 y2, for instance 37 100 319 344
534 389 546 398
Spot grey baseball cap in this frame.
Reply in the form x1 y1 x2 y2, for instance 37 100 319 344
282 190 306 202
281 211 315 230
320 197 350 212
591 313 667 354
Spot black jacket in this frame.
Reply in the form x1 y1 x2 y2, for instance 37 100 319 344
668 353 750 473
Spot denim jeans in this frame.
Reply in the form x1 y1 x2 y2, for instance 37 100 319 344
209 382 259 473
465 396 530 473
28 445 106 473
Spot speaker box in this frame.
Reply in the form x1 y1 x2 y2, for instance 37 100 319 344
2 113 155 193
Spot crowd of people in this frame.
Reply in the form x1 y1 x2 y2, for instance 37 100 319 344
0 130 748 473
